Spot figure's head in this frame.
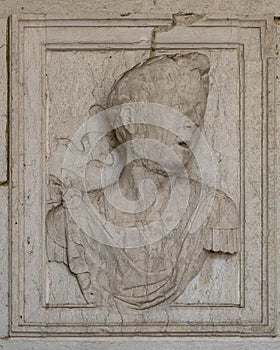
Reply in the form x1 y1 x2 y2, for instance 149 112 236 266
107 52 209 131
105 53 210 174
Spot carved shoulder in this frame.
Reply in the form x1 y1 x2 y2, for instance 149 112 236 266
203 189 240 254
207 189 239 228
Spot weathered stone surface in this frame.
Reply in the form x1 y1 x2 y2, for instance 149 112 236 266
46 52 240 309
0 187 8 337
1 338 280 350
0 1 279 348
0 18 7 184
8 15 276 339
0 0 279 16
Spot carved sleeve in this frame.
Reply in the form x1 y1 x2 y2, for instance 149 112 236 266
203 190 240 254
46 204 68 264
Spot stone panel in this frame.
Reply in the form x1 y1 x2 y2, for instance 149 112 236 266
9 14 276 337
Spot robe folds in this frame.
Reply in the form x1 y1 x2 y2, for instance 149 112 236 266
46 178 239 309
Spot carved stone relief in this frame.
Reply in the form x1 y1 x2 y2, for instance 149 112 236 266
46 53 240 310
10 15 275 336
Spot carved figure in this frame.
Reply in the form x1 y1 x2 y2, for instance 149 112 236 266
46 53 239 309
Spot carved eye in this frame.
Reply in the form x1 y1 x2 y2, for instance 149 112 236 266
178 141 189 149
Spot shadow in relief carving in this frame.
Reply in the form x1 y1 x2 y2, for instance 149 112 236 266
46 53 240 310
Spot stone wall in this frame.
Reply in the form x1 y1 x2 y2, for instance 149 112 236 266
0 1 280 349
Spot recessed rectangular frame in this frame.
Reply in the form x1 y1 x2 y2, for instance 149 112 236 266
9 14 276 336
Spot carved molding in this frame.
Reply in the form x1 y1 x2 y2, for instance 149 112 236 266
10 14 275 336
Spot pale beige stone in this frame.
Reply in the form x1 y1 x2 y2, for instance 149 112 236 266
8 15 277 340
0 187 8 337
0 0 276 348
0 18 7 184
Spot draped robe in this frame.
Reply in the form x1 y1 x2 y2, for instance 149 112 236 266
46 178 239 309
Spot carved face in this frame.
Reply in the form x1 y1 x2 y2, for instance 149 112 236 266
116 103 200 175
106 53 210 174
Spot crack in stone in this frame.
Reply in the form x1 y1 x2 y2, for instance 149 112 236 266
150 12 206 57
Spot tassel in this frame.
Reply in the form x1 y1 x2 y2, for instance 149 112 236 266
203 227 240 254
